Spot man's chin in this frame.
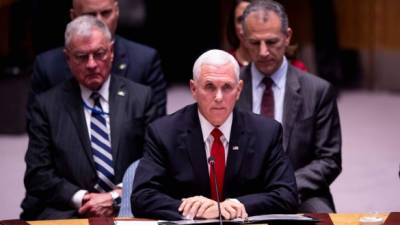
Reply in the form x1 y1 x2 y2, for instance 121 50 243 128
83 81 102 91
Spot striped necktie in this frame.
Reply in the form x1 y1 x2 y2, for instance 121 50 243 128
90 92 115 192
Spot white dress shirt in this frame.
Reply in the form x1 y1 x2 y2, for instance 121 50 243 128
198 111 232 172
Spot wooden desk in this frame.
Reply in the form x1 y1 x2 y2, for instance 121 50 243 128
25 213 390 225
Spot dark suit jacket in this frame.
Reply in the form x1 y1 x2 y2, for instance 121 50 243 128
29 35 166 118
237 64 342 212
21 75 157 220
131 104 298 220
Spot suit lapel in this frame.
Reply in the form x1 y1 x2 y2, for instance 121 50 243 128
109 76 126 165
238 65 253 111
63 79 96 170
224 109 250 193
111 36 128 78
282 66 302 151
179 105 212 196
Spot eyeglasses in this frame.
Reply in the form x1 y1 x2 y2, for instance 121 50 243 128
68 47 110 64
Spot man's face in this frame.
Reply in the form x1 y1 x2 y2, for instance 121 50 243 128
65 29 114 90
234 1 250 42
190 63 243 127
243 11 292 76
71 0 119 36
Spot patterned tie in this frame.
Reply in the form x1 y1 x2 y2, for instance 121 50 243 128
209 128 225 201
90 92 115 192
261 77 274 118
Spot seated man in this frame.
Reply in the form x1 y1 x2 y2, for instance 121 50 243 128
131 49 298 220
21 15 156 220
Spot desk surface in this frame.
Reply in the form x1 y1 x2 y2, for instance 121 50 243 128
26 213 390 225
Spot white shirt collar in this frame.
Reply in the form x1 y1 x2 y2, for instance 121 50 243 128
198 110 232 143
80 75 111 106
251 56 288 90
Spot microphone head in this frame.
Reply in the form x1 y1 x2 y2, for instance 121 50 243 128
208 156 215 165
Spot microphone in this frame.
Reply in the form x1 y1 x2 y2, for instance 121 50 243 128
208 156 223 225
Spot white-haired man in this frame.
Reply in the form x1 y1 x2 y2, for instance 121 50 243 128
131 49 298 220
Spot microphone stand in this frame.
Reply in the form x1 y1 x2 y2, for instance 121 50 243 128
208 156 223 225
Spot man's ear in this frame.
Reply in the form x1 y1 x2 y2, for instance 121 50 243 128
63 48 69 60
70 8 76 20
285 27 293 46
189 79 197 100
236 80 244 100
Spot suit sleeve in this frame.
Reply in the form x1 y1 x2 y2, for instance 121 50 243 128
27 56 50 123
24 96 81 207
145 51 167 118
131 125 182 220
236 124 298 214
295 84 342 197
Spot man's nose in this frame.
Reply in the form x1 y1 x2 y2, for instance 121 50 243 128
86 54 97 68
259 41 270 57
215 89 223 102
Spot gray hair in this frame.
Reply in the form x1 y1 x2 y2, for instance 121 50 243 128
64 15 112 47
192 49 240 81
242 0 289 35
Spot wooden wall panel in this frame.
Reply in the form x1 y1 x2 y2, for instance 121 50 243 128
335 0 400 50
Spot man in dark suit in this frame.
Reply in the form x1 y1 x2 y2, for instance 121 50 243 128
21 16 156 220
236 0 342 212
29 0 166 118
131 49 298 220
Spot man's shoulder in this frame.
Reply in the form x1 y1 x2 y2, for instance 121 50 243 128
150 104 196 128
35 47 65 62
236 108 281 131
33 78 76 107
289 65 331 89
115 36 157 55
113 75 150 90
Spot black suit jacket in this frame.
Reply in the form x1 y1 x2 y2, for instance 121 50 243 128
237 64 342 211
21 75 157 220
29 35 166 118
131 104 298 220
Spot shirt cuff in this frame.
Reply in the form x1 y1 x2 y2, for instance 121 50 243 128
71 190 88 209
116 182 123 189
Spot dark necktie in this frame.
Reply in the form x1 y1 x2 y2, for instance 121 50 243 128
261 77 274 118
90 92 115 192
209 128 225 201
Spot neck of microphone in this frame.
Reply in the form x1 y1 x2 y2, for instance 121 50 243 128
208 156 223 225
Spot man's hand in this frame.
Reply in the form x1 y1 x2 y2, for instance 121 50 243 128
178 197 248 220
178 196 216 219
78 192 115 217
201 199 248 220
220 199 248 220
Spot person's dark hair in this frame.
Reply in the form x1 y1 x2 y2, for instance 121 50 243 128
226 0 251 49
242 0 289 35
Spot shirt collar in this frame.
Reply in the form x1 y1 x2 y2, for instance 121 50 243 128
198 110 233 143
80 75 111 106
251 56 288 90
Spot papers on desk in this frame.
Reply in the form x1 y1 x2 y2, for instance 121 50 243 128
157 214 318 225
115 221 160 225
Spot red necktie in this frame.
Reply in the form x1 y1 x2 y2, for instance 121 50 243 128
209 128 225 201
261 77 274 118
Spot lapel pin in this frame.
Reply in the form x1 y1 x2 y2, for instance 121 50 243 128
117 90 125 96
119 63 127 70
233 146 239 151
